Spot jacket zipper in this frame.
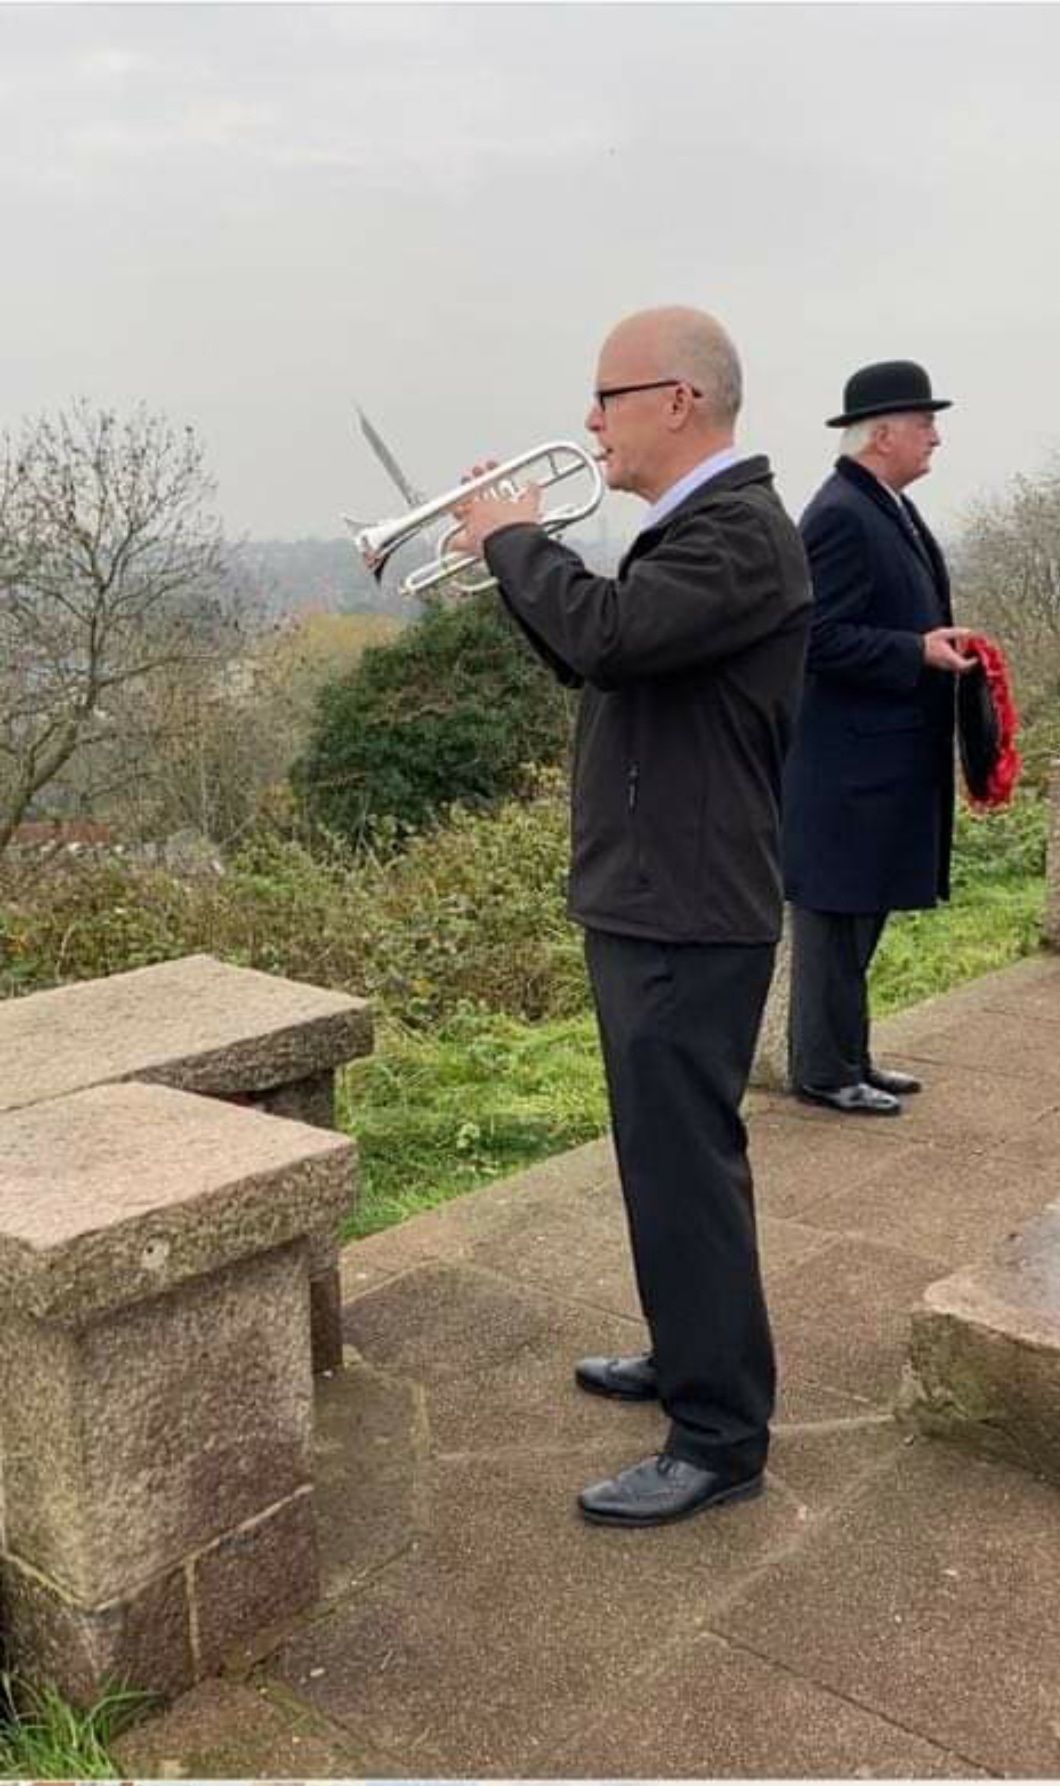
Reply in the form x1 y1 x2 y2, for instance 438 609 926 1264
627 763 639 811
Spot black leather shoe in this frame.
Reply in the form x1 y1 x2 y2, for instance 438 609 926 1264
796 1081 902 1116
575 1353 658 1401
866 1065 922 1095
578 1453 764 1527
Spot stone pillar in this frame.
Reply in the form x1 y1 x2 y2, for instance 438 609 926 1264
750 907 791 1091
1045 759 1060 951
0 1081 354 1705
244 1071 345 1373
0 954 374 1378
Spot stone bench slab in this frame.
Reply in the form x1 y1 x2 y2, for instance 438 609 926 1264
0 952 372 1114
0 1081 355 1320
899 1200 1060 1483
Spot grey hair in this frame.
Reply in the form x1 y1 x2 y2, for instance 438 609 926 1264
840 412 931 456
841 417 886 456
670 316 743 426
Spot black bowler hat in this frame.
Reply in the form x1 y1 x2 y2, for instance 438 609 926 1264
826 360 952 428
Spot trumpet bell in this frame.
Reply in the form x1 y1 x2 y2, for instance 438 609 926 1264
350 440 604 600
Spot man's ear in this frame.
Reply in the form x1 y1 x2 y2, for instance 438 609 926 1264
669 386 694 430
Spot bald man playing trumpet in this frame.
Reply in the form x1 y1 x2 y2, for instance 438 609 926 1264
452 307 811 1528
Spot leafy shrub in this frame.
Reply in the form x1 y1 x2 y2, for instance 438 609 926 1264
293 592 574 841
0 776 585 1024
1 778 1049 1038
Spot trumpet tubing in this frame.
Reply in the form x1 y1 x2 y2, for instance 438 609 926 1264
350 440 604 599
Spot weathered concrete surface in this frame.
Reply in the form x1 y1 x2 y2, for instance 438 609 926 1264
716 1445 1060 1779
900 1200 1060 1481
0 1082 355 1704
114 953 1060 1779
0 952 372 1113
0 1244 314 1602
113 1678 407 1779
0 1081 354 1319
0 953 371 1372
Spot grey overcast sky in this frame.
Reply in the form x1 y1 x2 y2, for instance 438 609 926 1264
2 1 1059 546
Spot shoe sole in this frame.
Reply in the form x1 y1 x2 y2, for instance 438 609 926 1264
578 1472 765 1528
574 1373 659 1403
795 1090 902 1117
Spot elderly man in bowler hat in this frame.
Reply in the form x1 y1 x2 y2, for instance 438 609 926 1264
453 306 811 1526
782 360 976 1115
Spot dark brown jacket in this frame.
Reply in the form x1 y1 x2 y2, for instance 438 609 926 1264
484 456 811 943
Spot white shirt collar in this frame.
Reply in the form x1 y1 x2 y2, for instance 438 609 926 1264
637 445 741 535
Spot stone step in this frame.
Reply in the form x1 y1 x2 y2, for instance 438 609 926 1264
899 1199 1060 1483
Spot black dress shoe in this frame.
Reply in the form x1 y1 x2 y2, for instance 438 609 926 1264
578 1453 764 1527
574 1353 658 1401
866 1065 922 1095
796 1081 902 1116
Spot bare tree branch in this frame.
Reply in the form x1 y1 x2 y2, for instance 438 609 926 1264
0 400 238 854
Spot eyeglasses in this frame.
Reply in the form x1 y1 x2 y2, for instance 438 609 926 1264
592 378 704 410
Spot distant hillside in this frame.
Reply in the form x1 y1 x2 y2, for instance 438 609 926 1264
232 536 409 619
232 521 624 621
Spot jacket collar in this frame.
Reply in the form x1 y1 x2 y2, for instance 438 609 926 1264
834 454 921 530
622 455 774 567
833 454 949 596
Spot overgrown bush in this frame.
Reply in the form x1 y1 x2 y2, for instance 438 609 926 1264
1 778 1048 1030
294 592 574 841
0 775 585 1024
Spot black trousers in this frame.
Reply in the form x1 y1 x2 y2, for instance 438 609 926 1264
584 929 776 1475
788 906 889 1091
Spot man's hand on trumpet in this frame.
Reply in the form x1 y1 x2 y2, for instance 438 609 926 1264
449 460 542 557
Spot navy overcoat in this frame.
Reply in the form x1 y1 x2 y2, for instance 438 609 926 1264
782 456 956 914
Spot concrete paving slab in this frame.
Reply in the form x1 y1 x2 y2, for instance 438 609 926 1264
878 1011 1060 1085
112 1677 402 1779
714 1441 1060 1778
758 1214 840 1278
766 1237 947 1407
805 1147 1060 1267
748 1115 939 1221
272 1419 899 1779
312 1361 426 1603
545 1628 985 1778
985 1104 1060 1168
342 1260 663 1456
870 954 1060 1047
766 1416 904 1514
881 1062 1060 1153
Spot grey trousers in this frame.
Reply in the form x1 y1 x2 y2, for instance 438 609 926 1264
788 906 889 1091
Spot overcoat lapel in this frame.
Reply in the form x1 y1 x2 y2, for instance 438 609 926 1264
833 456 949 614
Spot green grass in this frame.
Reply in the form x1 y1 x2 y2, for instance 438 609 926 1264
871 875 1045 1014
0 1676 152 1780
341 866 1047 1239
339 1009 608 1237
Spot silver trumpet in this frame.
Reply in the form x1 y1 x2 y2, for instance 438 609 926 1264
350 440 605 600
